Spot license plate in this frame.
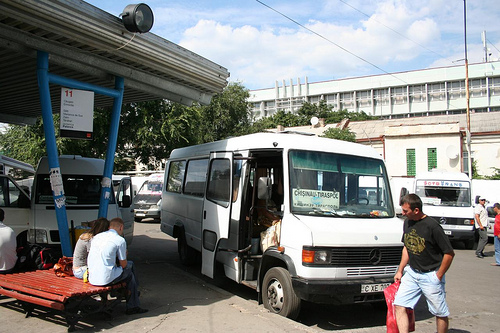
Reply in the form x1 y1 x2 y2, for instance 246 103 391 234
136 212 146 217
444 230 452 235
361 283 391 293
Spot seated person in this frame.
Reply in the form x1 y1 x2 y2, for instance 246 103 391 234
72 217 109 279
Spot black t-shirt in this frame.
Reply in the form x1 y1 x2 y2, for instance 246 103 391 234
402 215 454 272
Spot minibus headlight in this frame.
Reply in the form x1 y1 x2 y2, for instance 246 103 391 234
28 229 48 244
302 249 331 264
464 219 474 225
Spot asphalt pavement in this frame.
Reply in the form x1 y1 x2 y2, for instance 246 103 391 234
0 222 498 333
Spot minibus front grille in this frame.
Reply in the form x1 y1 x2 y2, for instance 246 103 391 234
330 247 402 267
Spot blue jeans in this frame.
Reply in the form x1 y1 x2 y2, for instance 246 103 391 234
73 266 87 279
495 236 500 265
394 266 449 317
112 261 140 309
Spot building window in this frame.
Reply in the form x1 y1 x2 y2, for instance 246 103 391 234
391 86 407 105
489 77 500 96
340 92 354 109
428 83 445 101
409 85 425 103
374 88 389 106
406 149 416 176
427 148 437 171
470 78 487 97
448 80 466 99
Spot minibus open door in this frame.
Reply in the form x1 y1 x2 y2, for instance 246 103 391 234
201 152 233 278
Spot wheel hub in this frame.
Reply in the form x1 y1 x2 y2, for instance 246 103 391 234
266 279 284 312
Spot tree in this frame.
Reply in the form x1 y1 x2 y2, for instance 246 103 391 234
196 82 253 142
320 127 356 142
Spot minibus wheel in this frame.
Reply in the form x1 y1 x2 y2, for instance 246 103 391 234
262 267 301 320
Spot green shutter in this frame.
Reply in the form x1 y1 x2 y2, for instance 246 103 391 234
427 148 437 171
406 149 415 176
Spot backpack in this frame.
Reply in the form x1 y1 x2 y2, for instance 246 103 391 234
16 243 61 271
35 247 60 270
15 243 43 271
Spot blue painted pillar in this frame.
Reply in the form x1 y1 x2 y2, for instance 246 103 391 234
36 51 72 257
98 77 125 218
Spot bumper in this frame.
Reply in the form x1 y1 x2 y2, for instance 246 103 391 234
134 210 160 219
292 276 393 304
441 228 474 241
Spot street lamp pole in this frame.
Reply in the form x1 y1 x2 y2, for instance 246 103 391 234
464 0 472 179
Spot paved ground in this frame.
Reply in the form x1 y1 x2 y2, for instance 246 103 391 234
0 222 498 332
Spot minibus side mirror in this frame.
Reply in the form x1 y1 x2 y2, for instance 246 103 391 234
257 177 272 200
399 187 409 205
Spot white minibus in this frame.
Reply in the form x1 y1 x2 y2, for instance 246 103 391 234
161 132 403 319
398 170 475 249
133 173 163 222
29 156 134 245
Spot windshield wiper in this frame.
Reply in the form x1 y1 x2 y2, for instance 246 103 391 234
309 208 343 217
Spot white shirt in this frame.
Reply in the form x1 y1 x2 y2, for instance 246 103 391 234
474 204 487 229
87 229 127 286
0 221 17 271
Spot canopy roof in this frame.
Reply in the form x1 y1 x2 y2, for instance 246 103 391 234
0 0 230 125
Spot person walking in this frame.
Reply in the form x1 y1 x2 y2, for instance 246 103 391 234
474 196 489 258
394 194 455 333
87 217 147 315
0 209 17 274
492 202 500 266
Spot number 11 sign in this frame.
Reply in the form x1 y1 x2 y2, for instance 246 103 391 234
60 88 94 140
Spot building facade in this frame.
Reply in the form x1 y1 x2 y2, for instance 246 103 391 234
249 61 500 119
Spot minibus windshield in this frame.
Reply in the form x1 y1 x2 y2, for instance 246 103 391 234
35 174 115 205
415 180 471 207
289 150 394 217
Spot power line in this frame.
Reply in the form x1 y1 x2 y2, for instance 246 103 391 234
255 0 408 85
338 0 446 59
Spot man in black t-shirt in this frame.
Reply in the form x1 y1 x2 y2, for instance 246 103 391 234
393 194 455 333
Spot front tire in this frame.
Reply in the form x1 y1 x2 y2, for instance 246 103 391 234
262 267 301 320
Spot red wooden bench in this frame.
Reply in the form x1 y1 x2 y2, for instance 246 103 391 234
0 269 126 331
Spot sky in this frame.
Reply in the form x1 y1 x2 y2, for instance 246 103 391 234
87 0 500 90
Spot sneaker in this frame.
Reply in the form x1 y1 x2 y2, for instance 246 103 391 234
476 254 485 258
125 307 148 315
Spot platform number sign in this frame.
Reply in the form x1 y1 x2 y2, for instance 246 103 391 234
60 88 94 140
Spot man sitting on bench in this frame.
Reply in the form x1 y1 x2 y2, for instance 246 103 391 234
87 217 147 315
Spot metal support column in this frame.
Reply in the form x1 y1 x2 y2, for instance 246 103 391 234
36 51 125 256
36 51 72 256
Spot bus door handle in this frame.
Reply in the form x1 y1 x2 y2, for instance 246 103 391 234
204 210 206 219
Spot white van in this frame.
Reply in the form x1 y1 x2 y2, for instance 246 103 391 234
161 132 403 319
2 156 134 247
133 173 163 222
398 170 475 248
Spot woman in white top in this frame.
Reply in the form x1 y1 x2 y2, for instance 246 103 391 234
72 217 109 279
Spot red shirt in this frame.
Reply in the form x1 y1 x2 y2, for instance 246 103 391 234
495 214 500 237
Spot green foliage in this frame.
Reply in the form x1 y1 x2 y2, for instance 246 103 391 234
484 167 500 180
196 82 253 142
320 127 357 142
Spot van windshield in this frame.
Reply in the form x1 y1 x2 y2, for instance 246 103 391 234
289 150 394 217
133 180 162 204
415 180 471 207
35 174 115 205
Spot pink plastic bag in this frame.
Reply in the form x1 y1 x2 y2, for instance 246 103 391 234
384 280 415 333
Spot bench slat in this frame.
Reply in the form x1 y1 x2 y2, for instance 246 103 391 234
0 288 65 311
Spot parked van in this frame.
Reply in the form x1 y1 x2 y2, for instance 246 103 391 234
133 173 163 222
160 132 403 319
397 170 475 249
2 156 134 246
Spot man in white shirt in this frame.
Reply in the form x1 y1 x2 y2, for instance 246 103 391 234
0 209 17 274
474 196 489 259
87 217 147 315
